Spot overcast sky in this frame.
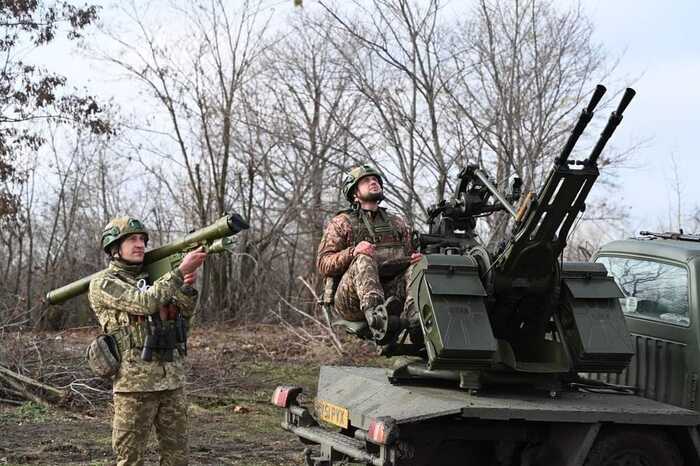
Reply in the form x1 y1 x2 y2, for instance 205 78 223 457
580 0 700 232
33 0 700 234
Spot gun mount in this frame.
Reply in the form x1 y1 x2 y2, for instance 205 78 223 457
397 85 637 391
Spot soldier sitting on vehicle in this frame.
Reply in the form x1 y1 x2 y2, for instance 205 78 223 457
316 164 423 344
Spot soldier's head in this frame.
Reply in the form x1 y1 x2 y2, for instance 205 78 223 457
101 216 149 264
342 164 385 205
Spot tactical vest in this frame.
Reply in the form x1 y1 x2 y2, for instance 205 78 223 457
103 268 180 356
342 208 409 266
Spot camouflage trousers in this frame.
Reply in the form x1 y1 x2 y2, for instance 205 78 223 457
334 254 417 324
113 388 188 466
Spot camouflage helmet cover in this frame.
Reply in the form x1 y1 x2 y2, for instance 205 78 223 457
342 164 384 203
101 216 149 253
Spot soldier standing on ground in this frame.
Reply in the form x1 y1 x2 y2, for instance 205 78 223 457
88 217 206 466
316 164 423 343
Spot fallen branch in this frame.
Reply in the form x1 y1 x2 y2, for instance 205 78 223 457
0 364 66 404
0 397 23 406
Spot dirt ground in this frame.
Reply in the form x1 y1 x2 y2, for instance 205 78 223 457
0 324 387 466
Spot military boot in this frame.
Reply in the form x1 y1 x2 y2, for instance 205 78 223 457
364 297 408 345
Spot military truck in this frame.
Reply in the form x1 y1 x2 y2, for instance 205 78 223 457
593 231 700 411
271 86 700 466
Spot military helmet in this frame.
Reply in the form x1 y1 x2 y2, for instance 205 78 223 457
101 216 149 253
342 164 384 203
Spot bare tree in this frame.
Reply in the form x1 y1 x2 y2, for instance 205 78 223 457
94 0 275 319
0 0 637 331
252 11 369 308
446 0 618 247
319 0 461 226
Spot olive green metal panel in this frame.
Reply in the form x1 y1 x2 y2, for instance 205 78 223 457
426 270 487 296
591 333 690 409
412 255 496 370
591 249 700 410
559 290 634 372
418 254 487 296
560 262 624 299
316 366 700 427
599 239 700 264
563 279 624 299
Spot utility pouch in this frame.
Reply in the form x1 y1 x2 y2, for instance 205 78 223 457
141 316 155 362
161 321 176 362
175 313 189 356
86 334 121 378
322 277 338 306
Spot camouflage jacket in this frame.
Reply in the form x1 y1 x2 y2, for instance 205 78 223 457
88 260 198 393
317 208 413 278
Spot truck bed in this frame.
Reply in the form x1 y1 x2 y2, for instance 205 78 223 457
318 366 700 429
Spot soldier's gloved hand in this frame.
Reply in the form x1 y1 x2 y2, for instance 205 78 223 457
354 241 376 257
179 247 207 276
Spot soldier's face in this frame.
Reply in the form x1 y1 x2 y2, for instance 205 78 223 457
119 234 147 263
355 175 383 202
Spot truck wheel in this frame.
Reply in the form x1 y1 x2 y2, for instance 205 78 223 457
584 428 681 466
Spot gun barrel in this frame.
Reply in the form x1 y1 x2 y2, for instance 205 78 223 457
473 169 518 218
587 88 636 165
557 84 607 165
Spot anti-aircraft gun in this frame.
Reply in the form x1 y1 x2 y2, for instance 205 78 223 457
400 86 637 391
360 85 637 392
272 86 700 466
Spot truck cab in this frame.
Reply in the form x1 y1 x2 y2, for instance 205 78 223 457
594 235 700 410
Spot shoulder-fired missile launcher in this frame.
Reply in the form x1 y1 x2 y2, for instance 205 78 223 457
45 212 249 305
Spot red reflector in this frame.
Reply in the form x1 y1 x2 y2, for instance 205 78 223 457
271 387 289 407
367 417 398 445
368 420 387 444
271 386 302 408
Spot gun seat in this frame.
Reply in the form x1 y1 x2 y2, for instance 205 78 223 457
332 319 372 339
321 276 372 340
321 277 412 344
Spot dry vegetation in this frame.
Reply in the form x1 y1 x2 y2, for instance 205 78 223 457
0 325 387 465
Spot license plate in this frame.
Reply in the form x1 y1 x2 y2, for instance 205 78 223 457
315 399 349 429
